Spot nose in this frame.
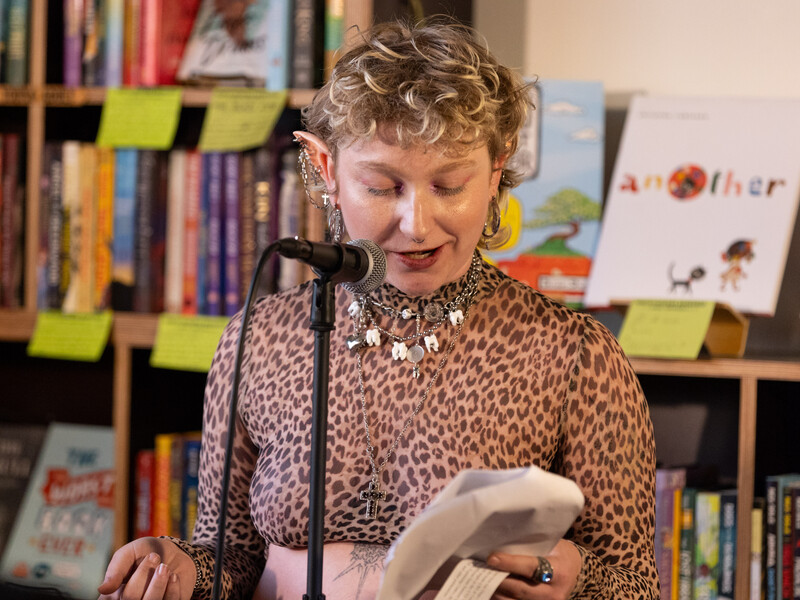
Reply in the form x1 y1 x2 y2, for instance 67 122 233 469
398 189 431 243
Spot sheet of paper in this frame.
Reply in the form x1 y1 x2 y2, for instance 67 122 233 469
96 88 182 149
617 299 715 359
376 466 584 600
198 88 288 152
435 559 509 600
27 311 113 362
149 314 230 372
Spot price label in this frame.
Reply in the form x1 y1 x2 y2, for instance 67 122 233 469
27 311 113 362
150 314 230 372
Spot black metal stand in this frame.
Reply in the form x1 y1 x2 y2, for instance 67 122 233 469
304 276 335 600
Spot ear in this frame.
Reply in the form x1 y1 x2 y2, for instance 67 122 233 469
491 153 509 192
294 131 337 198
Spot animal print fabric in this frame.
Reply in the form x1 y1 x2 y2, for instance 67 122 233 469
166 260 659 599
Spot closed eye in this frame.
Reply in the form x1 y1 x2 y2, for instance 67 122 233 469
433 184 466 197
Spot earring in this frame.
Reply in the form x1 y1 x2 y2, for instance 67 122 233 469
295 137 329 210
483 195 501 238
329 206 344 243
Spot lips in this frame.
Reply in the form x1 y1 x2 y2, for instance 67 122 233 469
402 249 436 259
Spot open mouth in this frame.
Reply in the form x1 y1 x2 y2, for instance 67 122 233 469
402 249 436 260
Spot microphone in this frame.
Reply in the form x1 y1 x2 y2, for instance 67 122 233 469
277 237 387 293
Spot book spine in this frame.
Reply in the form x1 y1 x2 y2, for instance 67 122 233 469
768 480 780 600
0 133 21 308
718 490 737 600
205 152 223 316
277 148 301 290
753 504 765 600
181 149 201 315
46 146 65 309
693 491 720 600
77 143 98 312
83 0 101 86
238 150 255 301
95 147 114 310
37 142 54 309
152 434 172 537
678 488 696 600
265 0 291 90
133 150 156 312
133 448 154 538
104 0 124 86
157 0 199 85
63 0 84 87
123 0 141 86
61 141 82 312
291 0 324 89
672 488 684 600
5 0 28 85
181 436 201 541
656 468 687 600
253 145 274 296
784 486 795 600
223 152 240 316
111 148 137 311
196 154 209 314
149 152 168 313
324 0 344 80
792 487 800 600
164 149 186 314
167 433 184 538
138 0 161 87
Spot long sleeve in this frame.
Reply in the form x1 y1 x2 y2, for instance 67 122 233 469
559 317 659 599
167 314 266 600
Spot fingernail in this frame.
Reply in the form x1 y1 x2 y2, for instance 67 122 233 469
148 552 160 564
170 573 178 584
487 555 499 566
157 563 169 576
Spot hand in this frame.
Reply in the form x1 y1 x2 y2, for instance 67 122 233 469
97 537 195 600
487 539 581 600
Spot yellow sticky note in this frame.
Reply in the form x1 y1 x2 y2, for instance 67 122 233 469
27 311 113 362
198 88 288 152
150 314 231 372
618 299 715 359
96 88 182 149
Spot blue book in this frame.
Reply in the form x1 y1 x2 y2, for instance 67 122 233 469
112 148 138 311
717 489 737 600
0 423 114 599
180 437 201 540
104 0 124 86
223 152 240 316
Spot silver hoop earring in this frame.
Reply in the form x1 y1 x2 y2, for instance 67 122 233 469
483 195 501 238
329 206 344 243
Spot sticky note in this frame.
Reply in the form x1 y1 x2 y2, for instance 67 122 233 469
198 88 288 152
27 311 113 362
150 314 231 372
96 88 182 149
617 299 715 359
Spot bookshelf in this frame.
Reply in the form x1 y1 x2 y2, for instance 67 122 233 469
0 3 797 600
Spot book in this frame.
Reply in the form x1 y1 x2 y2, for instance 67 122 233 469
182 149 201 314
0 422 114 600
76 143 98 311
111 148 138 311
486 80 604 308
133 448 154 538
123 0 142 86
152 433 172 537
60 141 82 312
150 152 169 314
133 149 158 312
717 489 737 600
672 487 684 600
177 0 292 90
277 147 301 290
95 146 115 310
585 95 800 316
784 484 795 600
158 0 200 85
165 149 186 314
181 436 201 540
104 0 124 86
238 149 256 301
45 144 65 309
205 152 223 315
63 0 84 87
291 0 325 89
791 486 800 600
678 487 696 600
656 467 687 600
5 0 28 85
253 144 275 295
139 0 162 86
694 490 721 600
0 132 22 308
223 152 240 316
169 432 200 539
83 0 103 86
0 424 47 557
767 475 800 600
753 500 765 600
323 0 344 79
37 142 56 309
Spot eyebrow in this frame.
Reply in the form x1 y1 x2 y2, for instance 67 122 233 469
353 158 479 176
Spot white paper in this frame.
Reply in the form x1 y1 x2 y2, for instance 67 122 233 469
435 559 509 600
376 466 585 600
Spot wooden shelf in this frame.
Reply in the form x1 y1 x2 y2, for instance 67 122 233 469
0 310 37 341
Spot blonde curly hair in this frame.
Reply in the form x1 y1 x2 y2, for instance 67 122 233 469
301 18 534 248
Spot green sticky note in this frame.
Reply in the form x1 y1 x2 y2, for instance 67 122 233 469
27 311 113 362
150 314 231 372
618 299 715 359
96 88 182 149
198 88 288 152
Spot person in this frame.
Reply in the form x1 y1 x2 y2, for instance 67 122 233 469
98 18 658 600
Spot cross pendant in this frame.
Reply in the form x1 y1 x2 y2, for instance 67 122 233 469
359 480 387 520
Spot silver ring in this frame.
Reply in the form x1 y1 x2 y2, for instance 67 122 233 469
531 556 553 584
411 237 425 244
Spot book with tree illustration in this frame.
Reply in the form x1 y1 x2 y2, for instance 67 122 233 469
486 79 604 308
584 95 800 316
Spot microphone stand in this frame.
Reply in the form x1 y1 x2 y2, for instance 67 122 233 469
304 274 335 600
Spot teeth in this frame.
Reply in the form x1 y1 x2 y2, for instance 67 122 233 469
404 250 433 259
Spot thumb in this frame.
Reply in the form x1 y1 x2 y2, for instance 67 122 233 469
97 543 150 594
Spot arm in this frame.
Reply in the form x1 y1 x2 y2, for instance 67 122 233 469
167 313 267 600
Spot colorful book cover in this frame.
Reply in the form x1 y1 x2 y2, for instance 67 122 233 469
165 149 186 314
656 468 688 600
104 0 124 86
152 433 172 537
767 475 800 600
60 141 82 312
783 484 795 600
111 148 137 311
0 423 114 600
95 147 115 310
205 152 223 315
138 0 162 86
63 0 84 87
718 489 737 600
694 490 721 600
181 436 201 541
486 79 604 308
672 487 684 600
291 0 325 89
585 95 800 316
133 448 154 539
678 487 697 600
182 149 201 315
45 144 65 310
0 424 47 557
177 0 291 90
223 152 240 316
753 501 765 600
0 132 22 308
82 0 102 86
196 153 210 315
238 149 256 302
158 0 200 85
5 0 28 85
123 0 141 86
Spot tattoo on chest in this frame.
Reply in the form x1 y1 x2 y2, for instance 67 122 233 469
333 544 388 599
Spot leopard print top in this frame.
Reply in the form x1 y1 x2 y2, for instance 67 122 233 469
172 260 659 599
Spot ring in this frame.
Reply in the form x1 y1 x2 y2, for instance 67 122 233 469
531 556 554 584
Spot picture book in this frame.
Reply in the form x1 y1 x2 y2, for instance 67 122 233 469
485 79 604 308
0 422 114 600
585 95 800 315
693 490 721 600
655 467 687 600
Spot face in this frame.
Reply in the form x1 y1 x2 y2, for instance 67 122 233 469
332 137 501 296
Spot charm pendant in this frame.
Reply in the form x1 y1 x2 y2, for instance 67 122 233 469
346 333 366 352
359 480 387 520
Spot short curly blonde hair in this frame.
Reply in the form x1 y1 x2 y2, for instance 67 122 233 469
302 17 533 247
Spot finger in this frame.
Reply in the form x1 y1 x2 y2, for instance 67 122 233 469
164 571 182 600
143 563 171 600
121 552 162 599
98 544 142 594
98 581 124 600
487 552 539 579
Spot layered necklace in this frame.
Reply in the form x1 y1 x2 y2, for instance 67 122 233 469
346 252 483 519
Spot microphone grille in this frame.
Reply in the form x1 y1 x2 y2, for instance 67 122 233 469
341 239 387 294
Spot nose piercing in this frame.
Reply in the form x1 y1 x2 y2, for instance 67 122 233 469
411 237 425 244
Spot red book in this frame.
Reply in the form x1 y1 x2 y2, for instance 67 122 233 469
133 449 155 538
0 133 22 308
159 0 201 85
139 0 162 86
182 150 201 314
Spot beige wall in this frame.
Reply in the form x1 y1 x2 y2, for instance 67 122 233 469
475 0 800 103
